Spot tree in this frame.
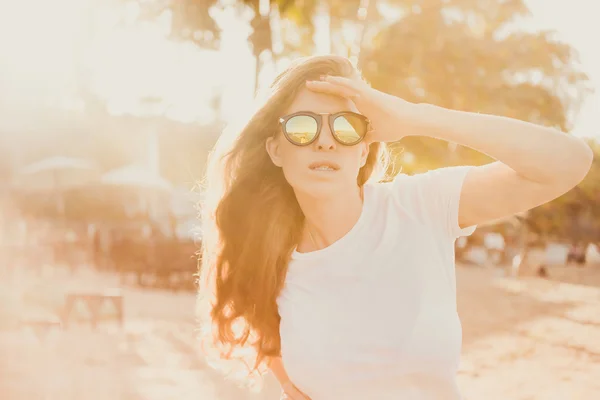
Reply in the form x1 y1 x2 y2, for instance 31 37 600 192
116 0 598 243
359 0 591 172
132 0 221 49
128 0 589 159
125 0 383 92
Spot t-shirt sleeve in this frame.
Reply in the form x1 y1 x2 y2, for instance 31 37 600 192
390 166 477 239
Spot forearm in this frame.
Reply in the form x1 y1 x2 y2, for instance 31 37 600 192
268 357 311 399
268 356 293 387
402 102 593 185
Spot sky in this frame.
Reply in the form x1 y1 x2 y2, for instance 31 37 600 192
522 0 599 138
222 0 600 138
0 0 597 138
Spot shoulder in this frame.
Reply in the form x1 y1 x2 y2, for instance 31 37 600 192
363 173 424 220
367 165 474 207
366 166 476 238
387 166 474 200
368 166 471 200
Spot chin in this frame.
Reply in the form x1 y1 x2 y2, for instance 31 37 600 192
292 176 353 198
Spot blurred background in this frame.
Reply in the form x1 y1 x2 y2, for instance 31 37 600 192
0 0 599 399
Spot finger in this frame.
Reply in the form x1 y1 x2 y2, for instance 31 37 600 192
295 388 312 400
322 75 366 93
305 80 359 99
286 388 304 400
285 386 311 400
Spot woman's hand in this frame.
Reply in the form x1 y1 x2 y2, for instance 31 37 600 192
280 381 312 400
305 75 416 143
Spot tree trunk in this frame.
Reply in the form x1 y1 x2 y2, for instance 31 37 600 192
349 0 370 65
254 55 260 95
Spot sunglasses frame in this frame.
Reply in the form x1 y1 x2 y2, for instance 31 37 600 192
279 111 371 146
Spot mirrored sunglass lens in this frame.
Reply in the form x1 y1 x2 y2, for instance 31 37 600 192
285 115 318 144
333 114 366 144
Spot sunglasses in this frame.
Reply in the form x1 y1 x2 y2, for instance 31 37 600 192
279 111 370 146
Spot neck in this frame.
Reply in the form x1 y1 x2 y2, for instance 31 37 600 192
295 184 364 252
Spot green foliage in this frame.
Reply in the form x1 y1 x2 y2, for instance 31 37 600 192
11 0 594 242
125 0 221 49
359 0 590 172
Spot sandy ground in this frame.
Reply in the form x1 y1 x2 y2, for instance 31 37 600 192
1 264 600 400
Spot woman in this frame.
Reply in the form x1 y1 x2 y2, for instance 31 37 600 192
198 55 592 399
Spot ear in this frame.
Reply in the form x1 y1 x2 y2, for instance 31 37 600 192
359 141 370 167
265 136 283 167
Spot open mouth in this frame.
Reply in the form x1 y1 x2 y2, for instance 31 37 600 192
309 161 340 171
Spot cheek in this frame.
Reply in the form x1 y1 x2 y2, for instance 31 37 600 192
345 146 368 169
279 145 307 178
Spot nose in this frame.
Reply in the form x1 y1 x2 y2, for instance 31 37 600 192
314 119 336 151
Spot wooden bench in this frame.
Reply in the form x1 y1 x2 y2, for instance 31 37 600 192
20 315 62 343
62 289 124 329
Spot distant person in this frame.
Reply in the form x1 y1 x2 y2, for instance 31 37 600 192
197 55 592 399
567 242 587 266
484 231 506 265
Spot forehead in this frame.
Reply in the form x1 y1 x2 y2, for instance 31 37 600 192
285 87 359 115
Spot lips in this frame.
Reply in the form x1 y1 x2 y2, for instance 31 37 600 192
309 161 340 171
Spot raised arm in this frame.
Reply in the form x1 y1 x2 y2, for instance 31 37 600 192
405 103 593 228
305 75 593 228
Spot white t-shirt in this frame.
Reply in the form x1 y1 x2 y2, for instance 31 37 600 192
277 166 476 400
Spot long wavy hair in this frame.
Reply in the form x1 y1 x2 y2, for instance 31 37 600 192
197 54 391 386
